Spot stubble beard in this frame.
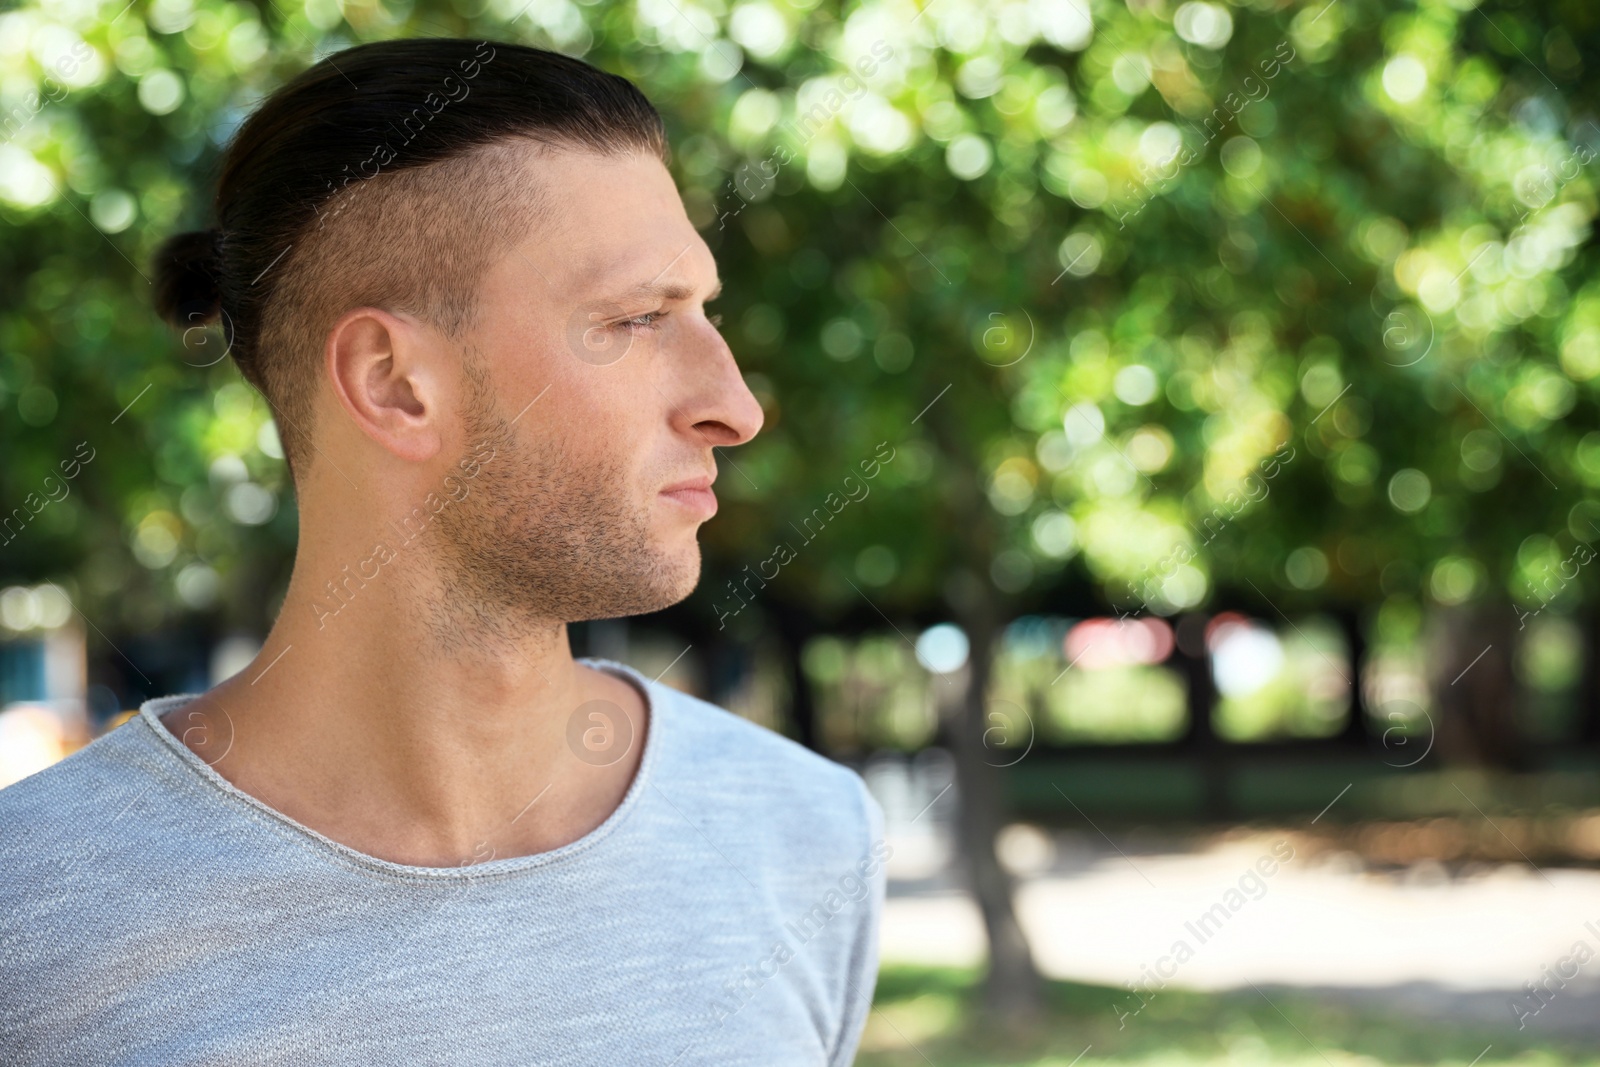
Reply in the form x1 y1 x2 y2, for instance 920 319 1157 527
425 355 700 647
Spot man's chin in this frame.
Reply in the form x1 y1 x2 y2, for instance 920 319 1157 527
575 545 700 622
653 544 703 610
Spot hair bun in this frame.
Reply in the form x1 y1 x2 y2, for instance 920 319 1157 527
152 229 223 328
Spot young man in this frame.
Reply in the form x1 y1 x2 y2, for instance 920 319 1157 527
0 38 885 1065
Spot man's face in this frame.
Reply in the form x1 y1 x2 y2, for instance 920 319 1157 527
432 145 763 627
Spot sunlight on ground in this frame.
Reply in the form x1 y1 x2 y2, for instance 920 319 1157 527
881 831 1600 993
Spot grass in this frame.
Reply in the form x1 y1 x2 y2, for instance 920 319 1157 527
856 965 1597 1067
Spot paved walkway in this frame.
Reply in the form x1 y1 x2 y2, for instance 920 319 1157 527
881 825 1600 1038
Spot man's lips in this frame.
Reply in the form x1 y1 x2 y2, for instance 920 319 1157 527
659 476 717 518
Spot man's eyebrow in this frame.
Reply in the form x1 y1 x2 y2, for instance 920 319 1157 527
613 278 723 304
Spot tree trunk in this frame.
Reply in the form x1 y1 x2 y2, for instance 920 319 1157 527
1426 598 1523 769
772 603 820 751
919 400 1043 1017
1335 607 1373 749
1579 608 1600 746
1175 612 1228 820
946 610 1044 1021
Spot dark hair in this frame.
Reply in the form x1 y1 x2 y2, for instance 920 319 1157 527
152 38 666 472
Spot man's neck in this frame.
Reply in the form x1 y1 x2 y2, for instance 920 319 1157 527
160 547 649 869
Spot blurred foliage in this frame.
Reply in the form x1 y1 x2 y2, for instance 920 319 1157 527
860 964 1599 1066
804 632 940 748
3 0 1600 654
991 618 1191 741
1210 614 1348 739
808 613 1376 746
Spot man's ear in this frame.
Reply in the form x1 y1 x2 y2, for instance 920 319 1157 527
325 307 447 463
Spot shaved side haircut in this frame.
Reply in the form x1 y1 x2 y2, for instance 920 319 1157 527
151 39 667 475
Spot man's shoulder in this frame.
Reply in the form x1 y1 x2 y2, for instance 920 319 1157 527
0 718 152 834
642 677 881 849
0 718 182 921
650 678 864 792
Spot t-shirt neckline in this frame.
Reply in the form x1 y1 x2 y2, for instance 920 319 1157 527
135 656 661 883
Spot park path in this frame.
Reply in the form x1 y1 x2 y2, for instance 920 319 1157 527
867 760 1600 1039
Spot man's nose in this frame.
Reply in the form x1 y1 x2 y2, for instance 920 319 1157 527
671 319 764 447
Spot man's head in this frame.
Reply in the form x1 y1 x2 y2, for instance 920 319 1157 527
152 39 763 628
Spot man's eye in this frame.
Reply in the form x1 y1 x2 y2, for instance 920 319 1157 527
620 312 662 330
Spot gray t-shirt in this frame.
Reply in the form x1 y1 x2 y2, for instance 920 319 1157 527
0 658 885 1066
